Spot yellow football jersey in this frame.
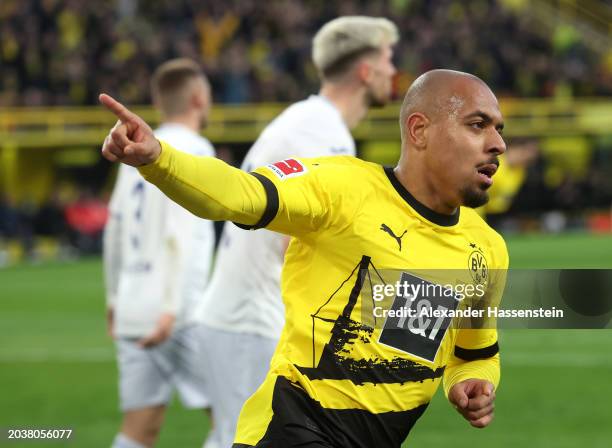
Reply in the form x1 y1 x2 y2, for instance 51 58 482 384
232 156 508 446
139 144 508 447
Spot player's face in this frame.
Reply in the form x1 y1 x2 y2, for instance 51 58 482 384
427 81 506 208
365 45 396 108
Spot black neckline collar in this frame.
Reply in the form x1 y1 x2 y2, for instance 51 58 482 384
383 166 460 227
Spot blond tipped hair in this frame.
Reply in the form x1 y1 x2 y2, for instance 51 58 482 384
312 16 398 81
150 58 208 117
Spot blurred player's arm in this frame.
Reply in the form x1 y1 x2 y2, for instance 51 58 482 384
102 168 125 339
159 202 192 316
137 201 191 348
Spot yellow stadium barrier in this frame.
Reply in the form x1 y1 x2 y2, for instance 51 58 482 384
0 98 611 203
1 98 611 149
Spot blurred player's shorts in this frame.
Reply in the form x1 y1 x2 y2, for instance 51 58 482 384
116 324 210 411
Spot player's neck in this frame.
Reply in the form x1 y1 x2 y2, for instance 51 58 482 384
161 112 201 133
394 162 459 216
319 84 368 130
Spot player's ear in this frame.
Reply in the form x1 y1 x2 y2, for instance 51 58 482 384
190 78 208 110
406 112 429 150
192 88 204 109
357 59 373 84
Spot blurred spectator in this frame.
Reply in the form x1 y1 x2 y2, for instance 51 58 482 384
34 192 68 240
481 138 540 229
0 0 610 250
0 194 20 239
484 139 540 214
0 187 112 262
64 189 108 254
0 0 609 107
17 197 37 258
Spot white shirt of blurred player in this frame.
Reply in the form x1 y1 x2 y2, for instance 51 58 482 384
107 123 216 337
196 95 356 338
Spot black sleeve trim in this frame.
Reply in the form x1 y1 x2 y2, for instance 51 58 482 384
454 341 499 361
233 172 279 230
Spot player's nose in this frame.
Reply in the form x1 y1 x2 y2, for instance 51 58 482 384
486 128 506 156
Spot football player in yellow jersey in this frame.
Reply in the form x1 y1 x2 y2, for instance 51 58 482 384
99 68 508 447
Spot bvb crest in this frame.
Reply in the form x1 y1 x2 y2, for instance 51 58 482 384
468 250 488 286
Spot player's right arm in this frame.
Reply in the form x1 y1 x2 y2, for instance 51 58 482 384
99 94 340 235
100 93 267 225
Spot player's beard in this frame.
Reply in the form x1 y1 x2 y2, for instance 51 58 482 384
460 185 490 208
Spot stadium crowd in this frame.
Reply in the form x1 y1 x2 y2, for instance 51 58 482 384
0 190 108 260
1 0 610 107
1 1 611 263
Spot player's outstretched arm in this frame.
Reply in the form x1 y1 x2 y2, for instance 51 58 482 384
99 94 268 227
99 93 162 166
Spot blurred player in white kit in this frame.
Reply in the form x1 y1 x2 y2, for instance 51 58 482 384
104 58 217 448
195 16 398 447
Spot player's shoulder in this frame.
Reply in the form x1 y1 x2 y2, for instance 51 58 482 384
248 96 354 161
460 208 508 255
282 95 333 117
259 156 383 191
460 208 506 242
299 155 382 176
268 95 341 132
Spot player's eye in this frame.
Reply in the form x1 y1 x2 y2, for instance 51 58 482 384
469 121 485 130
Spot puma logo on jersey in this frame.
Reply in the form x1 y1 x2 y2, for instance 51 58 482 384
380 224 407 251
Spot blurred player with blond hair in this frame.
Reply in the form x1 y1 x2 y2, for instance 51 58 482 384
104 58 217 448
195 16 398 447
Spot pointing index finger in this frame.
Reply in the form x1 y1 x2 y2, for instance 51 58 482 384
99 93 137 123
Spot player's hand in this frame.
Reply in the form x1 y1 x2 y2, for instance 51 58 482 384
448 379 496 428
99 93 161 166
138 313 176 348
106 307 115 339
